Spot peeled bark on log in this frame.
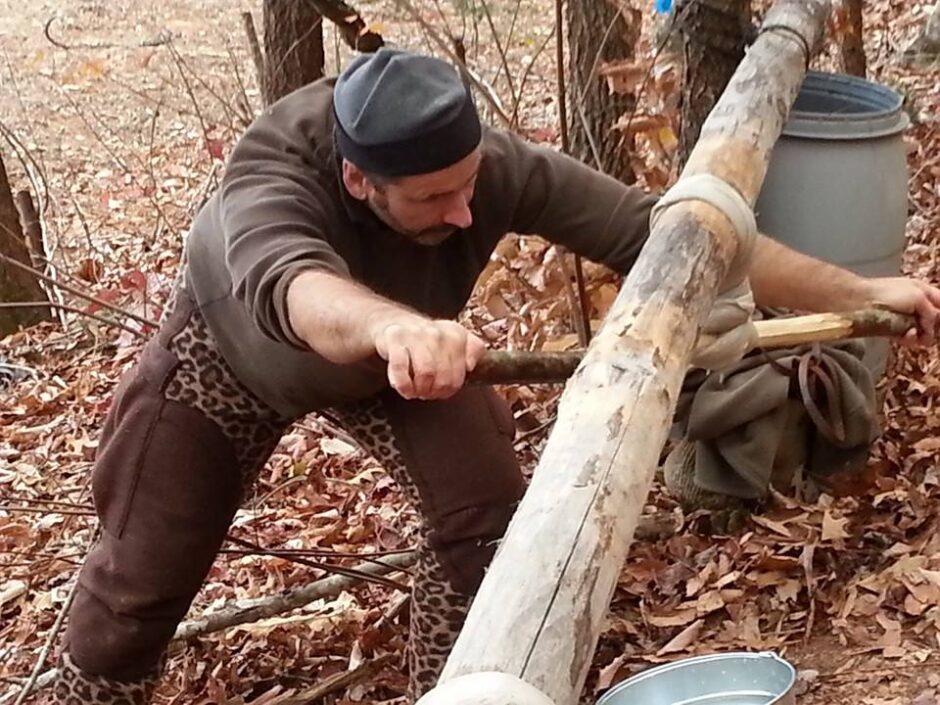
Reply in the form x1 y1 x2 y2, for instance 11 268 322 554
0 153 51 337
471 309 915 385
419 2 831 703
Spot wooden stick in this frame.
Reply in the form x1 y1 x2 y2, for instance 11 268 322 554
304 0 383 52
0 552 417 704
421 3 831 703
471 308 915 385
174 551 416 640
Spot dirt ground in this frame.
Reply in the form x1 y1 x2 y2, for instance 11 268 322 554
1 0 940 703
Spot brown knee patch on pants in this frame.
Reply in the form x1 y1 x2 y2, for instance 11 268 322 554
66 291 290 680
379 387 525 594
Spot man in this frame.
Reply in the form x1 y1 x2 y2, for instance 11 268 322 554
52 48 940 704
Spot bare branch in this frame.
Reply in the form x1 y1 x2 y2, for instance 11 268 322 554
477 0 518 108
304 0 384 52
0 253 158 329
242 12 267 98
0 301 147 337
165 41 216 163
174 551 417 640
388 0 512 126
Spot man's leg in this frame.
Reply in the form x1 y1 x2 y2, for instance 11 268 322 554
53 289 290 704
328 387 525 700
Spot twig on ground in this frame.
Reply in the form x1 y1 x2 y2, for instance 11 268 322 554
224 536 412 590
0 302 145 336
374 592 411 630
53 80 178 234
10 569 82 705
477 0 518 108
42 16 170 51
165 41 216 163
0 504 96 517
174 550 417 640
167 44 244 134
0 254 158 329
510 27 556 128
0 552 417 702
281 655 392 704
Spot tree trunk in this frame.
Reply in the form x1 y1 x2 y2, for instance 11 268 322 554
262 0 325 106
840 0 866 77
0 152 51 337
417 2 830 704
675 0 753 169
565 0 641 182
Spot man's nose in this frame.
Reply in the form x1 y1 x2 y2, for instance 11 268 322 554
442 194 473 229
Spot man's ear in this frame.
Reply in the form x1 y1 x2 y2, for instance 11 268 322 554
342 160 369 201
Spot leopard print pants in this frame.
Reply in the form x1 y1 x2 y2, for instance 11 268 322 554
327 401 472 698
53 291 467 704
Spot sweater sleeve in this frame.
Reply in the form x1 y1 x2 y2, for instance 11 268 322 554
491 129 656 275
217 107 350 348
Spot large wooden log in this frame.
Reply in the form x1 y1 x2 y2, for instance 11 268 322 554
417 2 831 704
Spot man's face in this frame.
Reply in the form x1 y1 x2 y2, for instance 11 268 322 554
343 148 482 246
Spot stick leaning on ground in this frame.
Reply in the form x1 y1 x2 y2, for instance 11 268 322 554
471 308 915 385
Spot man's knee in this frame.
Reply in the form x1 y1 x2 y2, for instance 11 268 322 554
428 494 522 594
65 537 189 681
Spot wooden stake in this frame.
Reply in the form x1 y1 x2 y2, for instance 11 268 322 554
471 308 915 385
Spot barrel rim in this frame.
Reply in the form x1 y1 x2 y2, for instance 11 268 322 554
783 71 910 140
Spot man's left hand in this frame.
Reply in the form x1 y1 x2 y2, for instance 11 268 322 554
865 276 940 346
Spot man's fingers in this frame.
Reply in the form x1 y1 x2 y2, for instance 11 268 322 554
914 294 938 344
899 328 920 348
465 334 486 371
386 344 415 398
409 342 442 399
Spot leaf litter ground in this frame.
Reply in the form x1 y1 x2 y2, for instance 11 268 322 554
0 0 939 703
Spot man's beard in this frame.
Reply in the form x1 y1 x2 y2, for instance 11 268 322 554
368 193 458 246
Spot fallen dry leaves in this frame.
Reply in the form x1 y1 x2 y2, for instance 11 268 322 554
1 0 939 703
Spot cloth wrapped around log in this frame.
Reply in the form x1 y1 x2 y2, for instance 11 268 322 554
672 318 880 500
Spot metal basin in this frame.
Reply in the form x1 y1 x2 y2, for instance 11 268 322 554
597 652 796 705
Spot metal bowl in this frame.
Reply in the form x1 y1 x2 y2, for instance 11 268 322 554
597 652 796 705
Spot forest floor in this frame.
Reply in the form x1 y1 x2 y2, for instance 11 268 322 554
1 0 939 703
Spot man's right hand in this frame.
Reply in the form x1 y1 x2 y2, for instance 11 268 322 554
371 316 486 400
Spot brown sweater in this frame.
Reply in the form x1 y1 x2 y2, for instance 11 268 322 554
185 78 656 418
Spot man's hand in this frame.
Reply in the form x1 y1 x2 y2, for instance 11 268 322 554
866 276 940 346
371 316 486 400
287 271 485 398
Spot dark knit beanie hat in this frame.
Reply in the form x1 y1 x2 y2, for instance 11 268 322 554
333 48 482 177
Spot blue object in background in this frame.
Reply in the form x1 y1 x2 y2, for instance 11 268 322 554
654 0 672 14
